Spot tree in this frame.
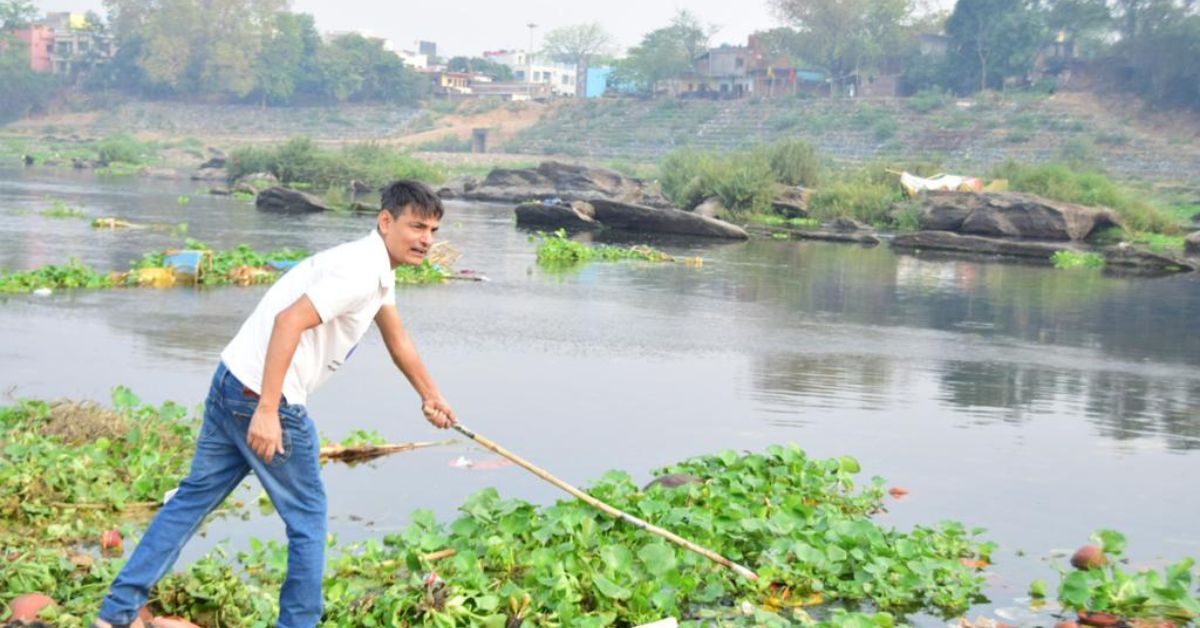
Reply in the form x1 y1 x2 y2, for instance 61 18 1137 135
615 10 719 95
1110 1 1200 110
945 0 1046 92
105 0 284 99
315 33 425 104
540 22 613 96
769 0 915 94
1042 0 1111 57
254 12 319 106
0 0 35 31
446 56 513 81
1 1 58 122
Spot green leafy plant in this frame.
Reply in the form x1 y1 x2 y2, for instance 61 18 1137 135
40 199 87 219
1051 250 1106 269
533 230 682 268
1055 530 1200 623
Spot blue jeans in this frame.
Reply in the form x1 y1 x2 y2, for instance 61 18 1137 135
99 363 327 627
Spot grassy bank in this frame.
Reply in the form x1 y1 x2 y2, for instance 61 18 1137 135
1 133 203 170
229 137 446 189
655 138 1190 238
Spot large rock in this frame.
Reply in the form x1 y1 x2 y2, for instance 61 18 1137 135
892 231 1194 273
515 201 599 229
772 185 810 218
466 161 672 208
436 176 479 199
588 199 748 239
692 197 727 219
893 230 1082 259
912 191 1123 241
1186 231 1200 257
191 166 229 182
255 187 331 213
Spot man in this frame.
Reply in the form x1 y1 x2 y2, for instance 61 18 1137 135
95 180 457 628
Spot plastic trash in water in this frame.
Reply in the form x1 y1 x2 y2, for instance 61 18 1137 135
32 287 52 297
268 259 300 271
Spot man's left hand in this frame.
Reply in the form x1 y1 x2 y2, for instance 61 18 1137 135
422 397 457 428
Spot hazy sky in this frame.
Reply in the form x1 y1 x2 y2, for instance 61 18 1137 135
33 0 785 57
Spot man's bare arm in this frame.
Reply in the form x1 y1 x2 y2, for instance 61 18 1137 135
248 296 322 462
375 304 456 428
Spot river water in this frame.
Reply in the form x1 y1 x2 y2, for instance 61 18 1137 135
2 167 1199 622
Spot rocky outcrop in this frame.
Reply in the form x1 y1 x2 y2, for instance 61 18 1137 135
892 230 1078 259
140 166 181 179
891 231 1193 273
588 199 748 239
692 197 727 219
464 161 672 208
191 166 229 182
436 176 479 199
515 201 600 229
1186 231 1200 257
772 185 810 218
255 187 330 213
908 191 1123 241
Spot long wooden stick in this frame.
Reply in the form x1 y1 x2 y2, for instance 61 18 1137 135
319 438 456 463
452 424 758 581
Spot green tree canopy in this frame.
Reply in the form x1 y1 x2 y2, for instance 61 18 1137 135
0 0 35 31
769 0 916 91
613 9 718 94
447 56 514 81
945 0 1046 92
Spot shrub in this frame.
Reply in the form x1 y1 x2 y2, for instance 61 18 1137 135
228 137 445 188
808 179 900 224
96 133 154 165
764 138 822 187
992 161 1176 233
907 88 948 114
659 149 775 214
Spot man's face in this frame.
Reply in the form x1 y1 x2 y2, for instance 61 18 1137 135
378 205 440 268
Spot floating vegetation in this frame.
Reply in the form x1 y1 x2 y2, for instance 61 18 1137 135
39 200 87 220
396 259 452 284
1051 250 1106 269
1 387 992 626
90 217 141 229
1053 530 1200 625
0 258 115 292
4 391 1198 626
534 229 701 268
0 239 472 294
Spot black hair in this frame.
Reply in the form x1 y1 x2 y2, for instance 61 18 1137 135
381 180 444 220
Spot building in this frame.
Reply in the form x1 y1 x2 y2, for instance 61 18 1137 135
397 49 429 70
483 49 577 97
10 13 115 76
10 25 55 72
431 71 473 96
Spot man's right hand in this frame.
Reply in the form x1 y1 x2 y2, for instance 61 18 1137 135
247 406 285 463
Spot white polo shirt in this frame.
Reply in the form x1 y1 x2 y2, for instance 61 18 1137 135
221 230 395 406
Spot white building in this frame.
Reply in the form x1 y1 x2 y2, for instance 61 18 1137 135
482 50 577 97
397 50 428 70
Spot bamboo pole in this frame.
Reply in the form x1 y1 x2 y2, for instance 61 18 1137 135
452 424 758 582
